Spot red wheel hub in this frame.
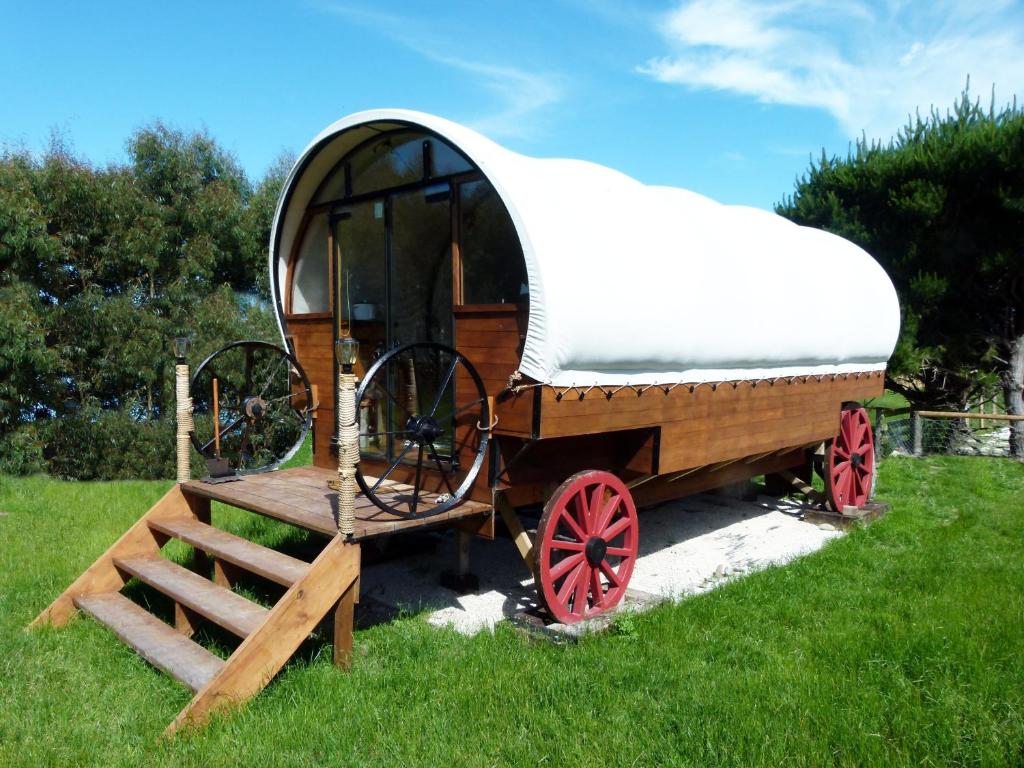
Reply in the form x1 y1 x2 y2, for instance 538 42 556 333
825 405 875 512
535 470 639 624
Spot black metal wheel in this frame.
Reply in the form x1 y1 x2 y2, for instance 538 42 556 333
354 342 490 519
189 340 313 474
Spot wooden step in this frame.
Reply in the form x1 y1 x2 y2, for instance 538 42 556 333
149 518 310 587
114 556 268 638
74 593 224 692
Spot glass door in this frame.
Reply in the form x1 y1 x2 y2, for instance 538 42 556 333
333 187 456 461
388 186 454 456
333 200 387 456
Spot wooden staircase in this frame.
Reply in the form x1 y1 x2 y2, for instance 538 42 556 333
29 484 360 737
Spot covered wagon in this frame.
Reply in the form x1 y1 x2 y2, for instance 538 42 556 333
32 109 900 732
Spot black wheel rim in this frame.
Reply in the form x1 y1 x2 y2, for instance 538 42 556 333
354 342 490 519
189 340 313 475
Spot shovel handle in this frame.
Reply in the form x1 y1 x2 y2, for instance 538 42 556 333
212 377 221 458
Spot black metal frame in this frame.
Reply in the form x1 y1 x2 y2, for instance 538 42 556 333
188 340 314 475
353 342 491 519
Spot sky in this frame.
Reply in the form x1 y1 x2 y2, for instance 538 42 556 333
2 0 1022 210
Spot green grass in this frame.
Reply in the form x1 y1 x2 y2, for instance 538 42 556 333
1 456 1022 766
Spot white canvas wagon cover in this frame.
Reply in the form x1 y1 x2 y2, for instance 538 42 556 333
271 109 900 387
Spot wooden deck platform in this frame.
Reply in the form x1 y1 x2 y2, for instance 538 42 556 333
182 466 493 541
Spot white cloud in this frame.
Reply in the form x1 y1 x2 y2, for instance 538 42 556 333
638 0 1024 140
315 3 564 139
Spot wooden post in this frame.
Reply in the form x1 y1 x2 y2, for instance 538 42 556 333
455 529 472 578
912 411 923 456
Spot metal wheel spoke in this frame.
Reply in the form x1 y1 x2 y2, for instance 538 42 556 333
410 444 425 516
372 440 415 492
427 442 457 496
428 356 460 417
263 390 306 406
257 354 287 398
379 379 414 419
200 415 245 453
452 397 486 419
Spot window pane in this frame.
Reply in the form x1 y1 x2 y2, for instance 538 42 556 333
351 132 423 196
290 213 329 313
459 180 528 305
429 138 472 177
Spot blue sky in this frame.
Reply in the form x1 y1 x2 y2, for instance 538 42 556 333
2 0 1022 209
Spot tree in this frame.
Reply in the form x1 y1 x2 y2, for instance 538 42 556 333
777 89 1024 456
0 125 285 478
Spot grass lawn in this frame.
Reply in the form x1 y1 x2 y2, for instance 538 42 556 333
1 455 1022 766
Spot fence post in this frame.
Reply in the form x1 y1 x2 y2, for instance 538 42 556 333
911 411 923 456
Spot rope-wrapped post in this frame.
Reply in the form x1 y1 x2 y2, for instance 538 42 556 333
336 369 359 536
173 337 194 483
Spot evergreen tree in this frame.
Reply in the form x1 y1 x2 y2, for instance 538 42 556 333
777 89 1024 455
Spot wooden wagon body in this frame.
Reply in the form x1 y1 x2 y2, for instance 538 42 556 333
272 109 897 513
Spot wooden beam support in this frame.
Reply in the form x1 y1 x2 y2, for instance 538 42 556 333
496 494 535 576
333 575 360 671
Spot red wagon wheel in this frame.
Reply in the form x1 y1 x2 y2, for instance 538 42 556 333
535 470 639 625
825 404 875 512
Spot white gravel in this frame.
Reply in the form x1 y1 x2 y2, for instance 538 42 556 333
357 493 843 636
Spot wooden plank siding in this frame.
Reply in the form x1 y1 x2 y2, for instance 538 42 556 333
286 315 336 471
285 300 884 504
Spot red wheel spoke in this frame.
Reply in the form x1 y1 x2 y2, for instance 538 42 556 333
573 489 589 532
549 552 585 582
589 567 605 609
572 565 591 616
600 560 622 587
587 483 608 533
551 540 585 552
558 507 587 542
606 546 631 557
602 516 632 543
594 492 621 535
556 561 586 605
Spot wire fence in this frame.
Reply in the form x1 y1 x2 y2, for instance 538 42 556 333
875 410 1022 459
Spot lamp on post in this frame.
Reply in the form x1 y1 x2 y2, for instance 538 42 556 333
173 336 192 364
335 335 360 536
172 335 194 484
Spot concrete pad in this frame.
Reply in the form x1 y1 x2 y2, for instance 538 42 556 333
356 493 844 637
